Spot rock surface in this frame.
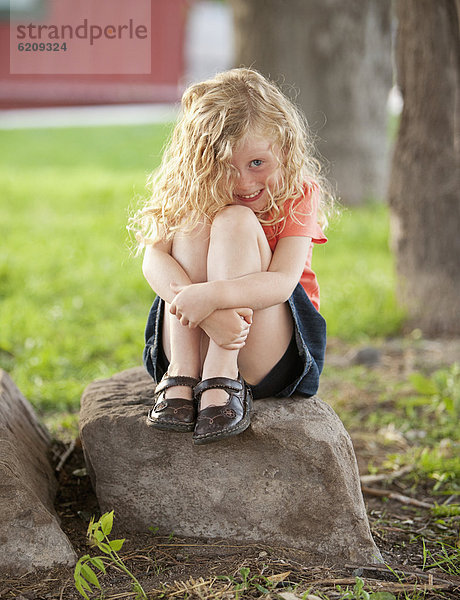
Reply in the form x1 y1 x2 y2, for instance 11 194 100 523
0 370 76 574
80 367 381 565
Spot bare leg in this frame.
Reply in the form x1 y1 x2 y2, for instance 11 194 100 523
200 205 293 408
162 224 210 399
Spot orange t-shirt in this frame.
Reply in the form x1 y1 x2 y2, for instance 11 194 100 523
262 185 327 311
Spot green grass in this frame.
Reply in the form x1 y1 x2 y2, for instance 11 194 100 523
0 125 170 414
315 202 405 340
0 124 404 415
0 124 171 171
385 364 460 494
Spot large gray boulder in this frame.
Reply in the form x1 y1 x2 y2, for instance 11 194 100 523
0 370 76 574
80 367 381 565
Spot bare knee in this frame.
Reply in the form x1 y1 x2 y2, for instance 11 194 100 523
211 205 259 238
210 205 268 254
209 204 272 275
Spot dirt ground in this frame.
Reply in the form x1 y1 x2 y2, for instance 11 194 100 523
1 338 459 600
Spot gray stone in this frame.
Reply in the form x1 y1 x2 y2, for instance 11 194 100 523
0 370 76 574
80 367 381 565
351 347 382 367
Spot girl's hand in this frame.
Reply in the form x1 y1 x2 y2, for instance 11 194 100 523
200 308 253 350
169 282 217 327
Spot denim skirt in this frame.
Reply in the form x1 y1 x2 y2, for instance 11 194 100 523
143 282 326 399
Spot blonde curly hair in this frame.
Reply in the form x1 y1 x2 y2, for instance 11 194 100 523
130 68 334 246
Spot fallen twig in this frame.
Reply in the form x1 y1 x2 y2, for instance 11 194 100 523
304 577 357 586
307 577 456 595
360 465 413 484
361 485 434 509
345 563 457 587
55 438 76 472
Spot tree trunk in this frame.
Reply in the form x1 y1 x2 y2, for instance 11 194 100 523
388 0 460 335
229 0 392 204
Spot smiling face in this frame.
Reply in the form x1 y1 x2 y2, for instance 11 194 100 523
230 132 283 213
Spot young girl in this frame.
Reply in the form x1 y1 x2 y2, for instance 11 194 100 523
131 68 332 445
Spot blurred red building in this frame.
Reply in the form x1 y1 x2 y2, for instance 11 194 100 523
0 0 187 109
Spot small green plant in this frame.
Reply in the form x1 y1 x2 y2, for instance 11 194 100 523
381 365 460 493
235 566 252 595
336 576 396 600
383 564 430 600
422 538 460 576
431 503 460 517
74 511 147 600
408 364 460 440
219 566 290 599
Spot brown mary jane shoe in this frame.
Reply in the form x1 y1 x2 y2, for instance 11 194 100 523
192 375 252 445
147 374 200 432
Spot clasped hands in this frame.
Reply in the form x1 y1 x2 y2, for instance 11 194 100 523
169 282 252 350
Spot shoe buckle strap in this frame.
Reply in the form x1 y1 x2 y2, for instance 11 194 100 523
194 376 243 397
154 375 199 396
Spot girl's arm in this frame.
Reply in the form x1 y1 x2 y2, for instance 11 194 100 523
142 240 192 304
143 241 253 348
170 236 311 327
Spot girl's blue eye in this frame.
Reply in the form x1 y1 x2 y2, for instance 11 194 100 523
250 159 263 167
